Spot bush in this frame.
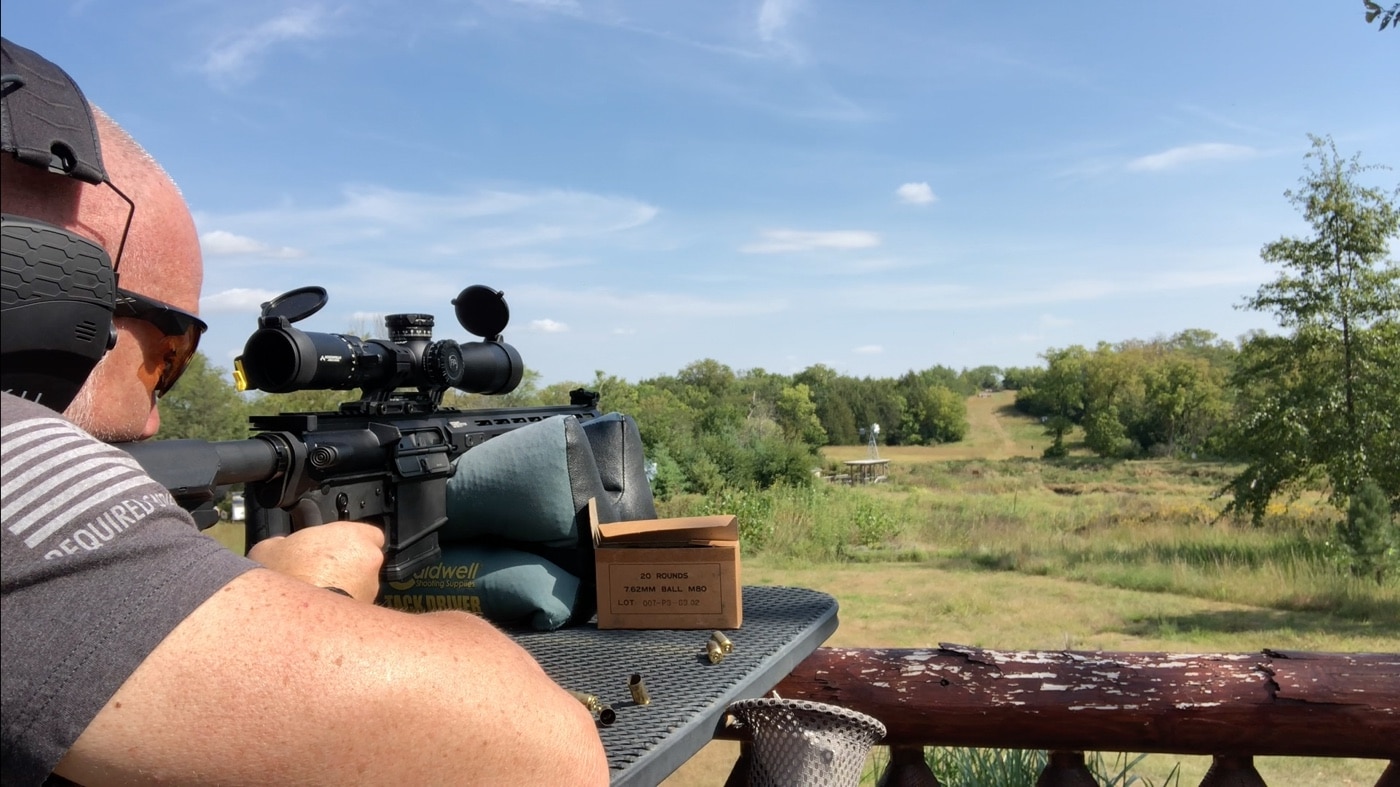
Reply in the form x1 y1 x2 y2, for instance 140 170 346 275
1339 479 1399 583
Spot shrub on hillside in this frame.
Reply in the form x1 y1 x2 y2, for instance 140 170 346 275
1339 479 1399 583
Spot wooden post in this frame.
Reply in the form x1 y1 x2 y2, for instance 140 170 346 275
1199 754 1266 787
1035 751 1096 786
875 746 940 787
723 741 753 787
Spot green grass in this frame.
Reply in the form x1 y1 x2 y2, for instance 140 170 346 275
663 393 1396 787
658 468 1399 627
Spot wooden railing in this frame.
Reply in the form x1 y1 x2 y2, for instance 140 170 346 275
715 645 1400 786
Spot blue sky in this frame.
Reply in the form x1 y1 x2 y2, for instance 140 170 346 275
3 1 1397 387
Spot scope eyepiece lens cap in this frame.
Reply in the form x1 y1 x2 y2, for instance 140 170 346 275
453 285 509 338
260 286 328 323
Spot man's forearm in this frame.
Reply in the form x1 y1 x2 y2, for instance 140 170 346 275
57 568 609 786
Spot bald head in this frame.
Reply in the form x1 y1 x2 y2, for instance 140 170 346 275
2 106 204 439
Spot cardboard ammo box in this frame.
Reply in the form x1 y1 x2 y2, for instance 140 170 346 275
591 502 742 630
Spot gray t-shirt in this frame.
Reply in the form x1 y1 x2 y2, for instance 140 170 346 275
1 392 257 785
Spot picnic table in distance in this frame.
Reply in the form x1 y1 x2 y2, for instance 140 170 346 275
840 459 888 485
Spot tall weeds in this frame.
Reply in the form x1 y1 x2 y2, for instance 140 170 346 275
659 458 1400 623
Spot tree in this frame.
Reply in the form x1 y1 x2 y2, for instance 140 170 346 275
1364 1 1399 31
157 353 249 441
1224 136 1400 522
1142 355 1227 457
775 383 827 446
1339 479 1399 582
1080 343 1143 458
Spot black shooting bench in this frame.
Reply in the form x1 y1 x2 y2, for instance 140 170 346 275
507 585 839 786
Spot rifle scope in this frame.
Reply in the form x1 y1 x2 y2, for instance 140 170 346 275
236 285 524 399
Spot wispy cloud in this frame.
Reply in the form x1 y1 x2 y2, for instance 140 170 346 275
529 318 570 333
844 264 1262 314
199 185 657 258
896 182 937 205
480 253 592 271
853 345 883 355
509 0 581 13
1127 143 1256 172
201 6 332 84
201 230 306 258
756 0 804 60
741 229 880 254
514 284 789 318
201 287 281 314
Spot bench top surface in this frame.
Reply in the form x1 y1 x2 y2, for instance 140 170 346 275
508 585 839 786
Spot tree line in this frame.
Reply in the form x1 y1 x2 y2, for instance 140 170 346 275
159 350 981 498
158 136 1396 575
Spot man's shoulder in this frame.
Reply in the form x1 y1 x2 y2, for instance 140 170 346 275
2 390 99 446
2 390 189 560
1 390 73 426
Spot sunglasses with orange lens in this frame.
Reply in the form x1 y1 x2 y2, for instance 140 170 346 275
113 288 207 397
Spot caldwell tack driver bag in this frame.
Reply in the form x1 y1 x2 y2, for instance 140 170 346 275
381 544 580 631
421 411 659 629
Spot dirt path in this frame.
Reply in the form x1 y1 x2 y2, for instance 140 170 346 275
822 390 1040 463
964 390 1019 459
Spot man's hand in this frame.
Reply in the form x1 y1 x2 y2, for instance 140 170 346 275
247 521 386 601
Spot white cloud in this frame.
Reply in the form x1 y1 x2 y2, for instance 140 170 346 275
741 229 880 254
853 345 883 355
1039 313 1074 328
202 7 331 83
530 318 570 333
201 230 306 258
513 284 788 318
757 0 801 42
201 287 281 313
896 182 937 205
1127 143 1256 172
200 186 658 259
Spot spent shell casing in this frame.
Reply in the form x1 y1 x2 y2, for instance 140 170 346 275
710 631 734 654
567 689 602 714
706 639 725 664
628 673 651 706
597 705 617 726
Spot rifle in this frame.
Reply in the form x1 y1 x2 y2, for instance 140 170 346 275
117 284 600 582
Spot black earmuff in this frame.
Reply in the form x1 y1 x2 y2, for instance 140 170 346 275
1 213 119 409
1 36 119 412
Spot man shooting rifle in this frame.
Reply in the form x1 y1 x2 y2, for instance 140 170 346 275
0 37 607 786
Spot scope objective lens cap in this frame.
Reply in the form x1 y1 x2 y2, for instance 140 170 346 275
259 286 327 323
453 285 509 338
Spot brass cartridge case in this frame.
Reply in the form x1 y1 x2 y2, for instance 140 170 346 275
710 631 734 654
567 689 603 714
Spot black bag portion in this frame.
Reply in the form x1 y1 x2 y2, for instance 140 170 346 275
582 412 658 523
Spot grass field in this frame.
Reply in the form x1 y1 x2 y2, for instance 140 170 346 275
211 392 1394 785
661 391 1398 787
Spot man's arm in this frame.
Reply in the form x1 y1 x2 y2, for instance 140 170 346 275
54 568 610 786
